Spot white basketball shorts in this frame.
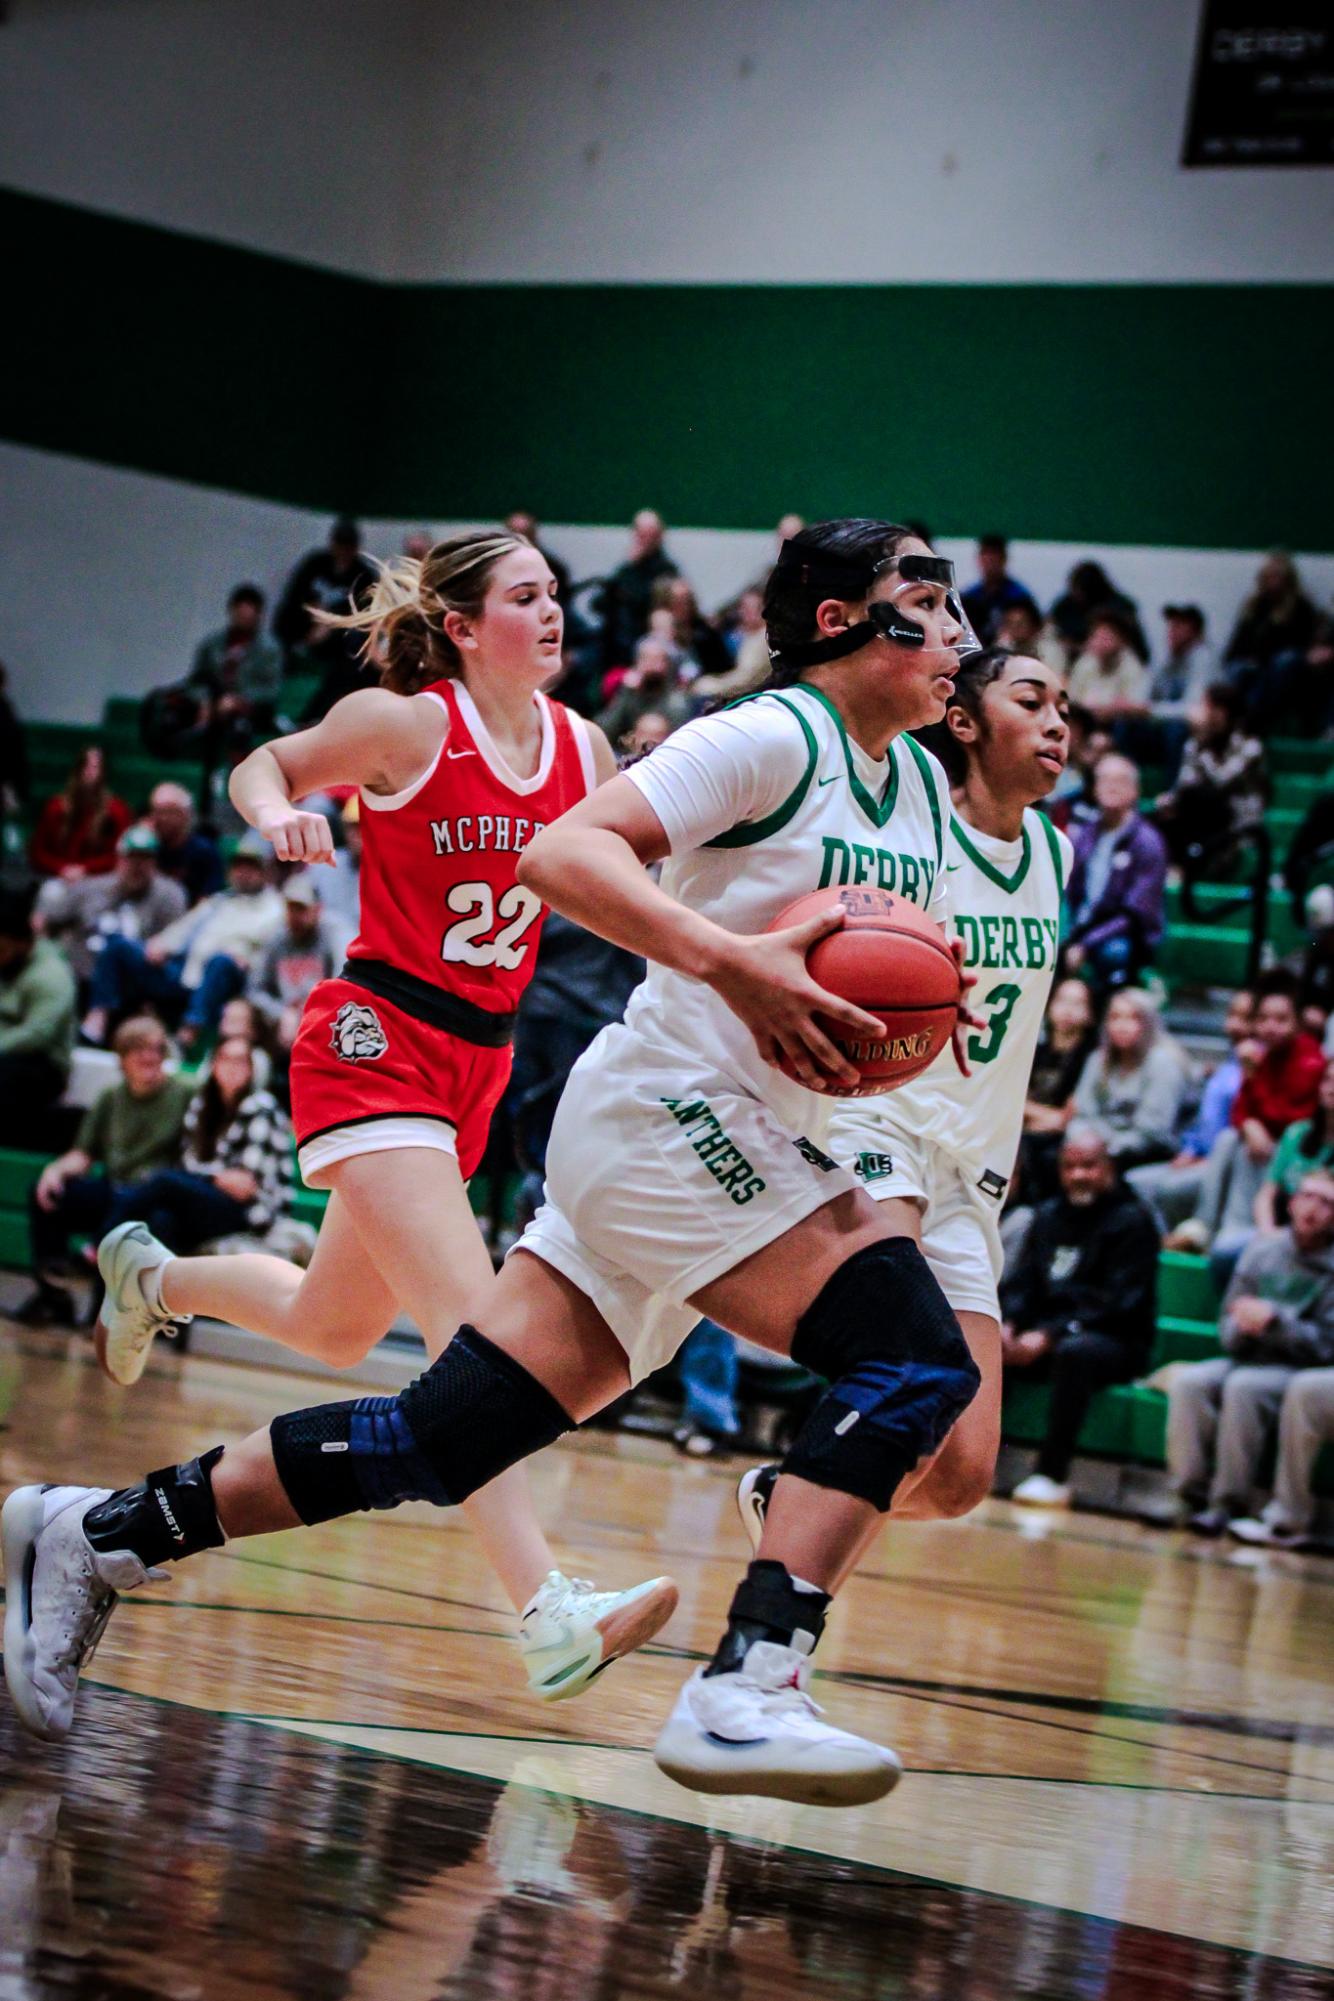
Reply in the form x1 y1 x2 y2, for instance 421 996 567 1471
512 1022 860 1384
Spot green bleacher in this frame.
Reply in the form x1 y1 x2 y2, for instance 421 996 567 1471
2 1143 1330 1497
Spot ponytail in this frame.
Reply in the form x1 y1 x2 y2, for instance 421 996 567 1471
317 531 530 695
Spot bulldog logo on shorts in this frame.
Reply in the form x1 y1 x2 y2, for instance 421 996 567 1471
330 1000 388 1063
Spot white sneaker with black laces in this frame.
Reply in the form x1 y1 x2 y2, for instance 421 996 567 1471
518 1569 679 1701
654 1639 901 1806
95 1221 190 1387
2 1485 165 1743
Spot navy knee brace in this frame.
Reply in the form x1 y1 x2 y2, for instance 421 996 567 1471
782 1237 980 1511
270 1325 575 1525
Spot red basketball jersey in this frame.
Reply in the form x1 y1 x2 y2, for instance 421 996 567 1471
348 678 596 1013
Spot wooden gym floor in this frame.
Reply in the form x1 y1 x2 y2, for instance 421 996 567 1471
1 1316 1331 2000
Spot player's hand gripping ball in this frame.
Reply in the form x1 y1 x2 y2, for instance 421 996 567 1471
768 888 961 1096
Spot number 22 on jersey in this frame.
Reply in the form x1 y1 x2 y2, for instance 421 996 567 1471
442 881 542 971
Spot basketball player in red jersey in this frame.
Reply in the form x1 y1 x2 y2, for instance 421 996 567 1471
93 532 678 1699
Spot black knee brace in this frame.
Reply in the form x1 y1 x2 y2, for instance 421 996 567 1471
782 1238 980 1511
269 1325 574 1526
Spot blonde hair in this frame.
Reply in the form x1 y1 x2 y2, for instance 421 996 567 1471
113 1014 169 1057
318 532 531 695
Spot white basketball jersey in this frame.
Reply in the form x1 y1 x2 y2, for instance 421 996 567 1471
830 804 1069 1190
620 682 953 1134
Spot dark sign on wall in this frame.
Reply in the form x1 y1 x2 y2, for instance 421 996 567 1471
1183 3 1334 165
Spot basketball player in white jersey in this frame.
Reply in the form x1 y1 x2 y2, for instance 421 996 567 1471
739 645 1071 1560
8 521 986 1809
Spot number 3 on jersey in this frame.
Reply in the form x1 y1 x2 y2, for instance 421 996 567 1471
442 881 542 971
967 981 1021 1065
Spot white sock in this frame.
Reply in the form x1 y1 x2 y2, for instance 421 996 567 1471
789 1574 825 1596
138 1257 173 1316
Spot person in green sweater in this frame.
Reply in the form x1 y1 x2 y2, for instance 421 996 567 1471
1253 1056 1334 1235
0 887 76 1143
18 1016 192 1325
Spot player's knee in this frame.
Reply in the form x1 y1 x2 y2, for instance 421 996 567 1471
269 1325 574 1524
308 1320 381 1371
781 1238 981 1513
918 1438 996 1518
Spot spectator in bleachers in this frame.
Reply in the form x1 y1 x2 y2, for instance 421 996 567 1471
655 577 730 680
1062 755 1167 993
149 781 223 905
1165 976 1323 1283
994 600 1069 677
1155 681 1266 866
81 831 282 1051
1284 792 1334 936
29 746 131 881
1002 1121 1159 1508
1167 1167 1334 1536
214 993 271 1090
320 793 363 939
1049 561 1149 666
1251 596 1334 739
674 1319 741 1458
401 528 433 563
597 636 693 748
184 583 283 774
597 509 679 667
273 516 378 715
35 826 187 989
625 711 673 758
1072 989 1188 1170
1065 608 1150 721
17 1014 191 1325
1254 1057 1334 1234
1136 604 1218 781
504 510 572 607
0 662 30 836
1128 988 1257 1229
1224 551 1320 722
1019 977 1098 1199
0 885 76 1143
1045 706 1111 829
960 534 1040 647
246 873 345 1080
1229 1364 1334 1548
111 1035 293 1258
691 587 772 705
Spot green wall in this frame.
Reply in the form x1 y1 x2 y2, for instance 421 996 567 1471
6 186 1332 550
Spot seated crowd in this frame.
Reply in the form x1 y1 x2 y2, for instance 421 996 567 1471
3 513 1334 1541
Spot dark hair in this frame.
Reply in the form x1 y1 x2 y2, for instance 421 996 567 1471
1088 603 1136 648
1201 678 1243 728
978 533 1008 557
913 646 1013 785
228 583 264 610
762 518 917 689
1255 969 1299 1007
0 884 36 941
1069 560 1116 605
330 516 362 547
190 1038 254 1162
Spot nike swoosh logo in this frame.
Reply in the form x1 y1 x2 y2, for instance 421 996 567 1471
817 775 839 787
445 748 475 760
945 864 961 872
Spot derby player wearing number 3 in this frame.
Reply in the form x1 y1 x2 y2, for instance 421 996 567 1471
90 532 678 1700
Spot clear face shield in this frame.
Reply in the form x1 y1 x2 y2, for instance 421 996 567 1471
864 554 982 660
767 543 982 671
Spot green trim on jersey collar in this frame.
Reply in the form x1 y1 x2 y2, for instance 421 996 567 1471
1035 809 1066 890
950 813 1032 894
790 683 899 829
705 692 820 849
903 734 944 868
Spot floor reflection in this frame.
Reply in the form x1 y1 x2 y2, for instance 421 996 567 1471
1 1687 1327 2001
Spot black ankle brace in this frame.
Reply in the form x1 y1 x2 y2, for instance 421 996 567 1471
705 1559 831 1678
84 1447 226 1567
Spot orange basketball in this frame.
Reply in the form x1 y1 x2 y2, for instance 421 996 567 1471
769 886 960 1096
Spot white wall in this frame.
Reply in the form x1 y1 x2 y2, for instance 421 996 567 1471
3 0 1330 283
5 443 1333 725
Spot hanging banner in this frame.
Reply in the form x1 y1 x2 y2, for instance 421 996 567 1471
1182 3 1334 166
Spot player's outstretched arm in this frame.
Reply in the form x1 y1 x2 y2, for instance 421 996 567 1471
518 777 880 1090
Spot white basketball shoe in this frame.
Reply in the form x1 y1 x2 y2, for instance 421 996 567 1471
2 1484 164 1742
94 1222 190 1386
519 1569 678 1701
654 1638 901 1806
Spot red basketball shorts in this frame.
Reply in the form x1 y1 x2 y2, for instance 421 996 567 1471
290 976 513 1188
